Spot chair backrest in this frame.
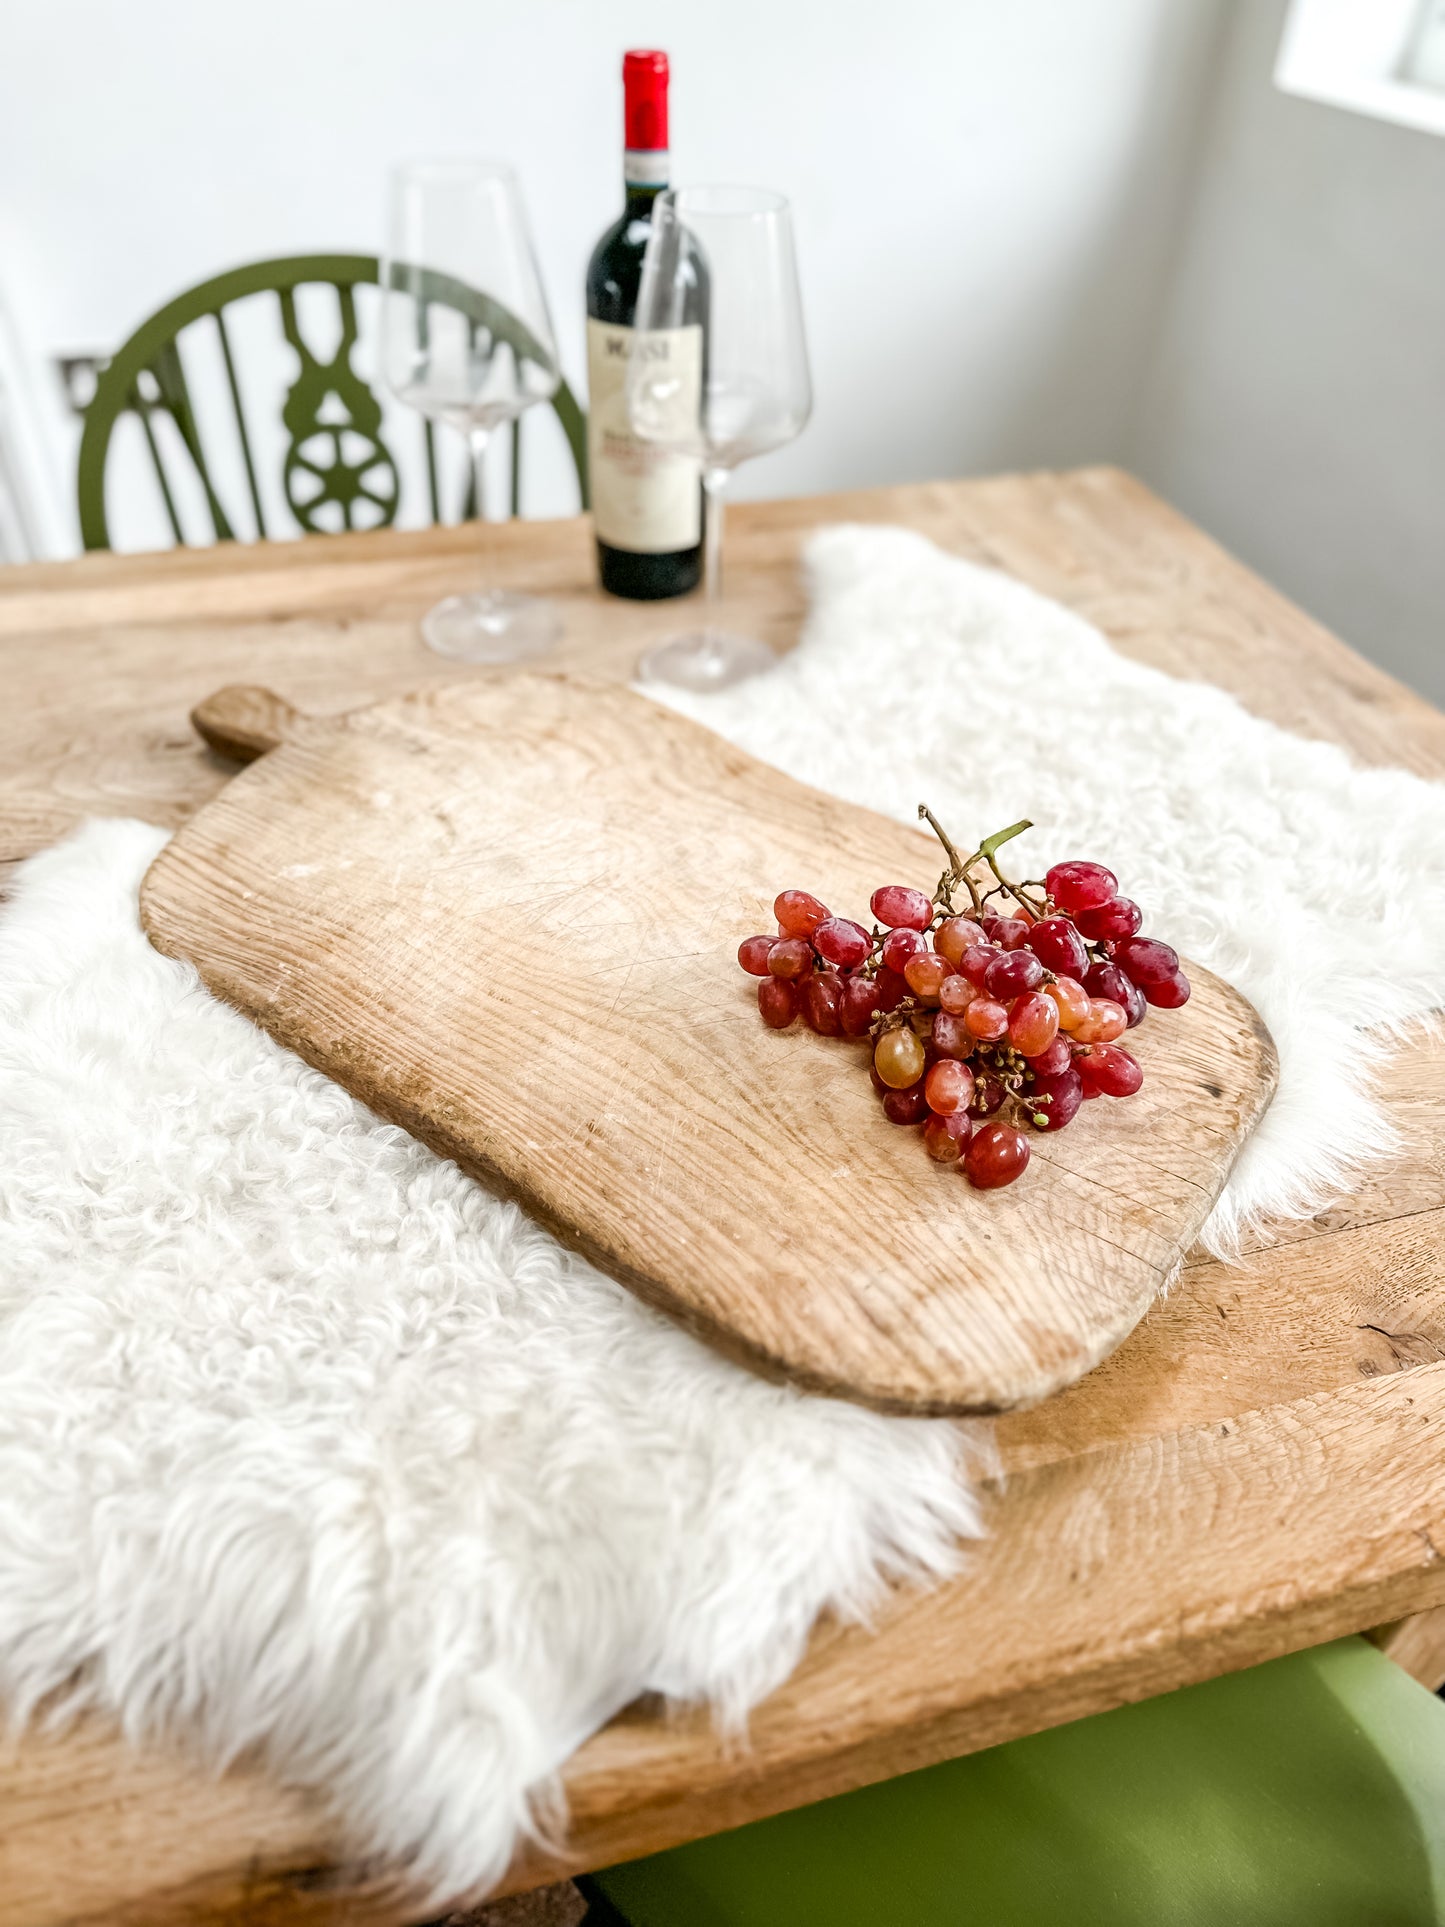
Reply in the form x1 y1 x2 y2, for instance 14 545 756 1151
77 253 587 552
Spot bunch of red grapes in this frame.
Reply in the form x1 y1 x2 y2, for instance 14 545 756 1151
737 809 1191 1190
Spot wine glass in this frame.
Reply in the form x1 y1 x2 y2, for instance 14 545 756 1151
382 160 563 662
627 186 812 691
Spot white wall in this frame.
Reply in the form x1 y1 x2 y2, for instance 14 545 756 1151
0 0 1225 552
1128 0 1445 704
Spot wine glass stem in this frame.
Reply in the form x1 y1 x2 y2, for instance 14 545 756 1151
703 467 727 606
469 426 491 541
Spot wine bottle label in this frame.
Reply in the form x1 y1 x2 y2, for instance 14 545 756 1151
586 318 702 554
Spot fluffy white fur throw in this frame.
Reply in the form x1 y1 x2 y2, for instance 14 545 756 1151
663 526 1445 1252
2 524 1443 1907
0 820 982 1905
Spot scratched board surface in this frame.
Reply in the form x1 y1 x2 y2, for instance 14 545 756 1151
139 675 1277 1415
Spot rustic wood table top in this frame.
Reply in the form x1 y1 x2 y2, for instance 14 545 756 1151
3 469 1445 1927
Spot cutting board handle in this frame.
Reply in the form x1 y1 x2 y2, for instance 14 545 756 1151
192 686 305 765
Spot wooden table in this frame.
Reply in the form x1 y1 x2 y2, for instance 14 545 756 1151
4 470 1445 1927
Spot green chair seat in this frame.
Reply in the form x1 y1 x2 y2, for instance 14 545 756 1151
592 1638 1445 1926
77 254 587 552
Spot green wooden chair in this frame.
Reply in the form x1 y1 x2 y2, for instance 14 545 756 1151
589 1638 1445 1926
76 253 587 552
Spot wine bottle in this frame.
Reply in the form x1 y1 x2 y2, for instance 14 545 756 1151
585 49 705 600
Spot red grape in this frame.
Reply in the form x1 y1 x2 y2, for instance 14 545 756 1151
931 1010 974 1059
1008 990 1059 1057
935 916 987 966
839 975 882 1037
1081 961 1147 1028
984 916 1032 951
985 950 1044 999
800 973 843 1036
758 979 797 1028
938 973 977 1014
903 950 952 1002
1024 1068 1083 1131
1076 1042 1143 1097
959 944 1001 987
1082 959 1127 999
1076 896 1142 943
881 926 927 973
968 1073 1007 1117
774 889 829 938
882 1085 930 1126
738 935 774 976
1045 975 1091 1032
875 1027 927 1089
964 1122 1030 1189
1113 937 1180 989
922 1110 972 1161
1072 998 1128 1044
813 917 870 969
767 937 813 981
870 884 933 931
925 1058 974 1116
1026 916 1088 977
873 965 909 1013
1144 971 1191 1009
1024 1034 1072 1077
964 998 1009 1042
1046 861 1118 914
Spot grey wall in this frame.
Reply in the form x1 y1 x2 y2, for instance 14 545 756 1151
1128 0 1445 703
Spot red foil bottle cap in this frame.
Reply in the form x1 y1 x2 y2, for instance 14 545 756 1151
623 48 669 151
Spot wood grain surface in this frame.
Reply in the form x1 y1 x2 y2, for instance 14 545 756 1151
139 677 1275 1416
2 470 1444 1926
1372 1605 1445 1694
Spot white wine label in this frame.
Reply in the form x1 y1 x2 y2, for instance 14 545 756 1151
586 318 702 554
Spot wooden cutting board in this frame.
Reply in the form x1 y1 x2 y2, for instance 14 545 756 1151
139 675 1277 1416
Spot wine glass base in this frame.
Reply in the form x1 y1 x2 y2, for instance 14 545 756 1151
637 629 776 692
420 591 562 664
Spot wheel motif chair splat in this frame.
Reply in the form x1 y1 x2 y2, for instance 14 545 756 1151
76 254 587 550
277 283 399 534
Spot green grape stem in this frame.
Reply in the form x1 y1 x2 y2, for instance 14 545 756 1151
918 805 1049 920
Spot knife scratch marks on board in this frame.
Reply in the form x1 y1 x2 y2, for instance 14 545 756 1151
608 959 639 1016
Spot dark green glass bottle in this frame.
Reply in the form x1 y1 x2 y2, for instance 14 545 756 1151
585 49 704 600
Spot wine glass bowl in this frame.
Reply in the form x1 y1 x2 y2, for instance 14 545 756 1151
386 307 557 436
382 160 564 662
627 185 812 689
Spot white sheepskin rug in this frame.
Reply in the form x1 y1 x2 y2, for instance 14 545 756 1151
2 524 1444 1907
0 819 984 1907
661 526 1445 1252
